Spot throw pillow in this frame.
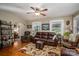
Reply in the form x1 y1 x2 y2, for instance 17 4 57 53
52 35 57 40
69 34 76 42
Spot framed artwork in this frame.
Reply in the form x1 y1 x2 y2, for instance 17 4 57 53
66 20 70 25
27 25 32 29
32 22 41 32
42 23 49 30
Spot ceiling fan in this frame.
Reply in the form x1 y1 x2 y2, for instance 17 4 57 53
26 7 48 16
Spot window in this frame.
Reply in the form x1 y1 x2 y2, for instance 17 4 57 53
73 15 79 34
50 20 64 35
32 22 41 32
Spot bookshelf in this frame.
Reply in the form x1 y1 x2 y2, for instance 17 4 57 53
0 20 13 48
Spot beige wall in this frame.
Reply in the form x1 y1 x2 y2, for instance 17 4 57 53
0 11 28 36
27 16 73 33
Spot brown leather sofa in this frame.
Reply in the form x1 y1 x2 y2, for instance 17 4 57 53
33 32 59 46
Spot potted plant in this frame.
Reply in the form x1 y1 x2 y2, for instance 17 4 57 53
64 32 70 40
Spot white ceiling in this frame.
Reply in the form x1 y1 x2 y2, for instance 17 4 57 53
0 3 79 20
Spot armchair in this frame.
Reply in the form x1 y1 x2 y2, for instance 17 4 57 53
21 31 31 42
62 33 79 49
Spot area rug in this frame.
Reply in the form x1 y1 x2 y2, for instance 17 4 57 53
19 43 61 56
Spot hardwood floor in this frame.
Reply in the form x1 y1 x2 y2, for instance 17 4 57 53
0 40 30 56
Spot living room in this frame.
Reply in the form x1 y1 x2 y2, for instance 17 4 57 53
0 3 79 56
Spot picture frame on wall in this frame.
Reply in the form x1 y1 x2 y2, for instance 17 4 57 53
66 20 70 25
42 23 49 30
27 25 32 29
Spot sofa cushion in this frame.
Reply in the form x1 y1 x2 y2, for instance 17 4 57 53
46 39 54 42
36 32 41 35
41 32 48 39
48 36 53 39
48 32 56 36
48 32 55 39
35 35 40 38
43 36 48 39
34 37 40 40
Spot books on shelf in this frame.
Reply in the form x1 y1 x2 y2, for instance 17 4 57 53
0 20 13 48
0 20 11 26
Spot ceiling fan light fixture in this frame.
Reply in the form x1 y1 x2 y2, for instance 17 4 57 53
35 12 40 16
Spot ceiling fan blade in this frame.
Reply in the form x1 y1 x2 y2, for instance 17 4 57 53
26 11 35 14
27 12 31 14
36 8 40 11
30 7 35 10
41 9 48 11
40 13 46 16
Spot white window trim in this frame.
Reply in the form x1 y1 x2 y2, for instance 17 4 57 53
50 20 64 35
73 19 77 34
73 15 79 34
